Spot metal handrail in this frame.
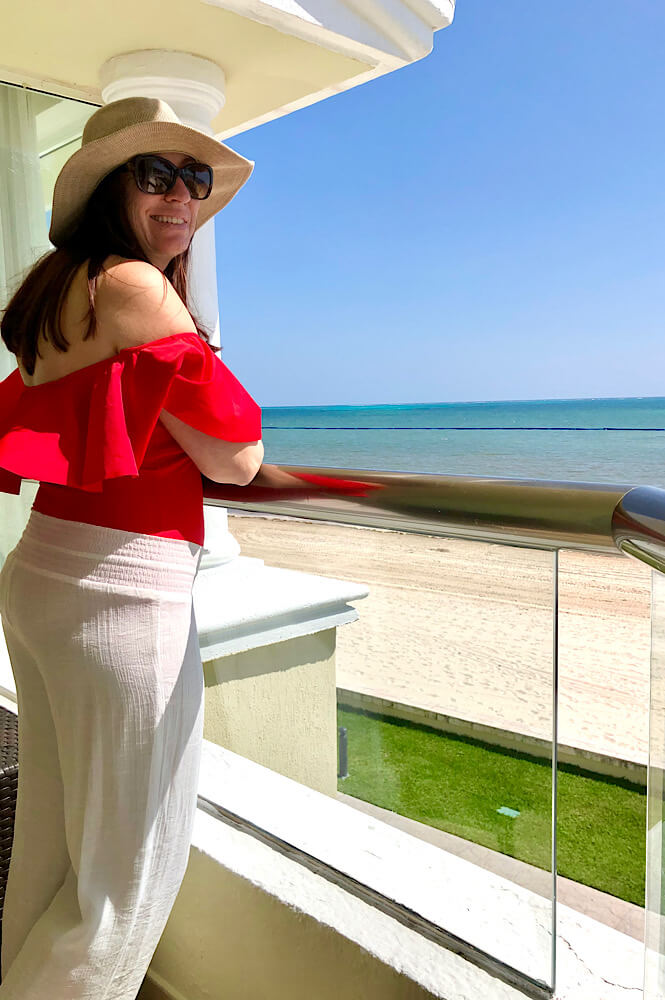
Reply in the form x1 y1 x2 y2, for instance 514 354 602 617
202 465 665 571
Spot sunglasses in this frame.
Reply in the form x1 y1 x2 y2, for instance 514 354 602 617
123 154 213 200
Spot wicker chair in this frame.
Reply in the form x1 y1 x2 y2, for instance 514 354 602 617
0 705 19 965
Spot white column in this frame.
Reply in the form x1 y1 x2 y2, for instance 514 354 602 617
100 51 239 568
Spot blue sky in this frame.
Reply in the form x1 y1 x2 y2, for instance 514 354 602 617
215 1 665 407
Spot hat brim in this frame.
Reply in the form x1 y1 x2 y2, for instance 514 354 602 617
49 119 254 247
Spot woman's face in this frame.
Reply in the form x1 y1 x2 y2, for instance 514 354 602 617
122 150 201 270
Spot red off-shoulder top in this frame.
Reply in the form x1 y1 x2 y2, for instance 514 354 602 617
0 332 262 546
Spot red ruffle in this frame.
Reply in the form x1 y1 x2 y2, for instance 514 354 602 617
0 332 261 494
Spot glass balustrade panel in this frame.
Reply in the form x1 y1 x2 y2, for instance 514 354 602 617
556 544 648 954
646 569 665 998
214 509 556 990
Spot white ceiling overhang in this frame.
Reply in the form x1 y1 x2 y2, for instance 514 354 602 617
1 0 454 138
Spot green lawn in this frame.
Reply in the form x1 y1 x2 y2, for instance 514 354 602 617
337 704 646 906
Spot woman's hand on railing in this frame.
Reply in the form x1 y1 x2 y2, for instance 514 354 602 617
202 464 383 501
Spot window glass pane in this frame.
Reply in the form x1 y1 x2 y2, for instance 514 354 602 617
0 80 95 333
0 81 95 560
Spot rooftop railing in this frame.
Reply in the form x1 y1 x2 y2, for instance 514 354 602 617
202 467 665 998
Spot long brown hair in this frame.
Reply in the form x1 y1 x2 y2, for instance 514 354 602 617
1 163 215 376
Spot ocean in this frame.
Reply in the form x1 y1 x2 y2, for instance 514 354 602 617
261 397 665 487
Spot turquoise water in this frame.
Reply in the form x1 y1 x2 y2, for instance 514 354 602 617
262 397 665 486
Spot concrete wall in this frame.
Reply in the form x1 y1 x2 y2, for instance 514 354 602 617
138 843 440 1000
203 629 339 796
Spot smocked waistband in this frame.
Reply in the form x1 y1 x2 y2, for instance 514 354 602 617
11 511 202 594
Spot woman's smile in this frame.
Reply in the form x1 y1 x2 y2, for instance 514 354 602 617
150 214 188 226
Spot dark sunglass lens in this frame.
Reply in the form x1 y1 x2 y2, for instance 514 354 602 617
183 164 213 199
135 156 173 194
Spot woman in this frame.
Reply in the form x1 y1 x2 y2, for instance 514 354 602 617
0 96 263 998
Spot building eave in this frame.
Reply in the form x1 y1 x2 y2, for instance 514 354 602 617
0 0 455 138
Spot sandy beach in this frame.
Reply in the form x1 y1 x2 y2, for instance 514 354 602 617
229 514 651 766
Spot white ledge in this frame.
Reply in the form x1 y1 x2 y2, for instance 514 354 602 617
0 558 368 700
195 740 643 999
201 0 455 64
193 556 368 659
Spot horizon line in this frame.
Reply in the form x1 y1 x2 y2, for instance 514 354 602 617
262 394 665 410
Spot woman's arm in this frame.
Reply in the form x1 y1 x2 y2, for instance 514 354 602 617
159 409 263 485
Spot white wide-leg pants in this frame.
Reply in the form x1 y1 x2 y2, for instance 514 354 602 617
0 510 204 999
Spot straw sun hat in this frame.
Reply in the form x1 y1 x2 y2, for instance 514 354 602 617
49 96 254 247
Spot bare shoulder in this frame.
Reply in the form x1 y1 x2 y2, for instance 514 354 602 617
95 255 196 350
